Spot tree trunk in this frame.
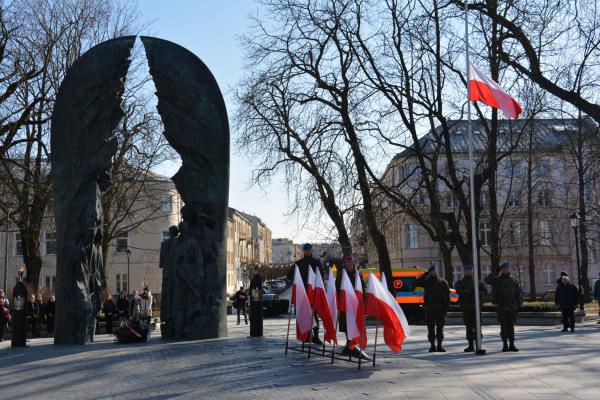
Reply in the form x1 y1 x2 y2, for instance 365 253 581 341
441 245 454 287
22 229 42 291
577 124 591 301
526 124 537 300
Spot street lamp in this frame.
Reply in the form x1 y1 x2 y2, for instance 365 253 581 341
570 212 584 311
126 248 131 295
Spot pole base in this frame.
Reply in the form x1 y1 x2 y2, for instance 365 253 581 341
475 349 486 355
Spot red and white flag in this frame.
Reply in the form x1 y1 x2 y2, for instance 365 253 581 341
354 271 367 348
339 269 362 347
366 272 411 352
380 272 388 292
307 265 316 306
292 265 313 342
469 64 522 119
313 270 337 344
326 268 338 334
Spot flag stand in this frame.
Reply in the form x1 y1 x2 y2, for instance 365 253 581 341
331 320 338 364
284 304 293 356
372 319 380 367
465 0 486 356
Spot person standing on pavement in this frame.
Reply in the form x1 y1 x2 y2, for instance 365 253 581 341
130 290 142 317
0 289 9 307
117 290 129 327
292 243 324 345
594 272 600 324
103 295 116 334
45 295 56 336
334 255 369 360
249 266 264 337
232 286 248 325
455 264 487 352
0 292 10 342
414 264 450 352
140 287 153 326
555 276 579 332
486 261 522 352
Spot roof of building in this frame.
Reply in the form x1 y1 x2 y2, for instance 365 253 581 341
392 118 598 162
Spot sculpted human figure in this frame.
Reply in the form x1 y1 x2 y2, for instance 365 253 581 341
79 227 102 342
172 221 205 339
159 225 179 338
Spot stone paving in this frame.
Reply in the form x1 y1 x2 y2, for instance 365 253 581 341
1 316 599 399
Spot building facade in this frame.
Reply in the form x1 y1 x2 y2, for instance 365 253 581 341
272 238 302 266
226 208 254 294
354 119 600 295
239 212 273 267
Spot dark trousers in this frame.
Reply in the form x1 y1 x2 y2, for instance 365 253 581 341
106 315 114 334
47 317 54 335
426 308 446 344
561 308 575 330
497 310 517 341
462 310 478 342
236 305 247 324
249 300 263 337
0 319 6 340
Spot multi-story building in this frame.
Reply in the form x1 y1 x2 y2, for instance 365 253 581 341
272 238 302 266
355 118 600 294
226 208 254 294
239 212 272 267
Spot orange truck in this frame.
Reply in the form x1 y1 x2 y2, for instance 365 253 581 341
361 267 459 322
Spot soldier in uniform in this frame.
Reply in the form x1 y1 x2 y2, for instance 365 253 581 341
294 243 324 344
415 264 450 352
486 261 522 352
159 225 179 338
455 264 487 352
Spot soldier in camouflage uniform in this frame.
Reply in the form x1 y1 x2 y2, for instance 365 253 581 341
415 264 450 352
486 261 522 352
455 264 487 352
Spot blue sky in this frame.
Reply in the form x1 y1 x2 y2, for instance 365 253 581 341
140 0 313 242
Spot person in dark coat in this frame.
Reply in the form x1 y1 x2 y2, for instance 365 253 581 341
335 255 369 360
249 267 264 337
290 243 324 345
232 286 248 325
117 290 129 326
103 295 116 334
45 295 56 335
0 293 10 342
486 261 522 352
555 276 579 332
415 264 450 352
455 264 487 352
594 272 600 324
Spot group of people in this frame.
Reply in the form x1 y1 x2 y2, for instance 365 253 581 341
0 290 56 341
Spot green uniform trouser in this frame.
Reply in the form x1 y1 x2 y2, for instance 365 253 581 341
426 306 446 344
497 310 517 340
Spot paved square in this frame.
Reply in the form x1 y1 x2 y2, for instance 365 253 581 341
1 317 599 399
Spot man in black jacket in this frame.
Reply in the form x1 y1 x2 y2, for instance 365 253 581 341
555 276 579 332
455 264 487 352
294 243 324 345
415 264 450 352
232 286 248 325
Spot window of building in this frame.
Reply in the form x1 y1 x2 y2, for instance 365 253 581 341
543 265 555 284
162 193 173 214
479 221 491 246
45 275 56 289
403 163 420 181
480 191 490 208
509 222 521 246
506 159 521 177
481 265 492 279
115 232 129 252
540 220 551 245
536 159 550 177
406 224 418 249
446 193 456 209
13 232 23 256
508 192 521 207
537 189 552 207
116 274 128 294
44 232 57 255
452 265 463 284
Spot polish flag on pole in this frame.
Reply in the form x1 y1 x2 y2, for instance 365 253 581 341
380 272 388 292
469 64 522 119
314 270 337 344
307 266 316 307
366 272 411 352
326 268 338 334
339 269 361 347
354 271 367 348
292 265 313 342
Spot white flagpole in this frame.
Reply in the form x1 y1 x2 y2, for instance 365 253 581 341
464 0 485 355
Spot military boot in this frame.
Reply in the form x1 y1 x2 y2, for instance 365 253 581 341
464 340 475 352
508 338 519 352
436 339 446 352
428 339 436 352
502 338 509 352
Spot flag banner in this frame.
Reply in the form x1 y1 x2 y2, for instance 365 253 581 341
469 64 522 119
339 269 361 347
380 271 388 292
314 270 337 344
293 265 313 342
307 265 316 307
366 272 411 352
354 271 367 349
326 268 338 334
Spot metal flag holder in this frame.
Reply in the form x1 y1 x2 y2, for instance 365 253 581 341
284 304 380 370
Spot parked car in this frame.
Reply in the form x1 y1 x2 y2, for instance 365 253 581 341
262 293 289 317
